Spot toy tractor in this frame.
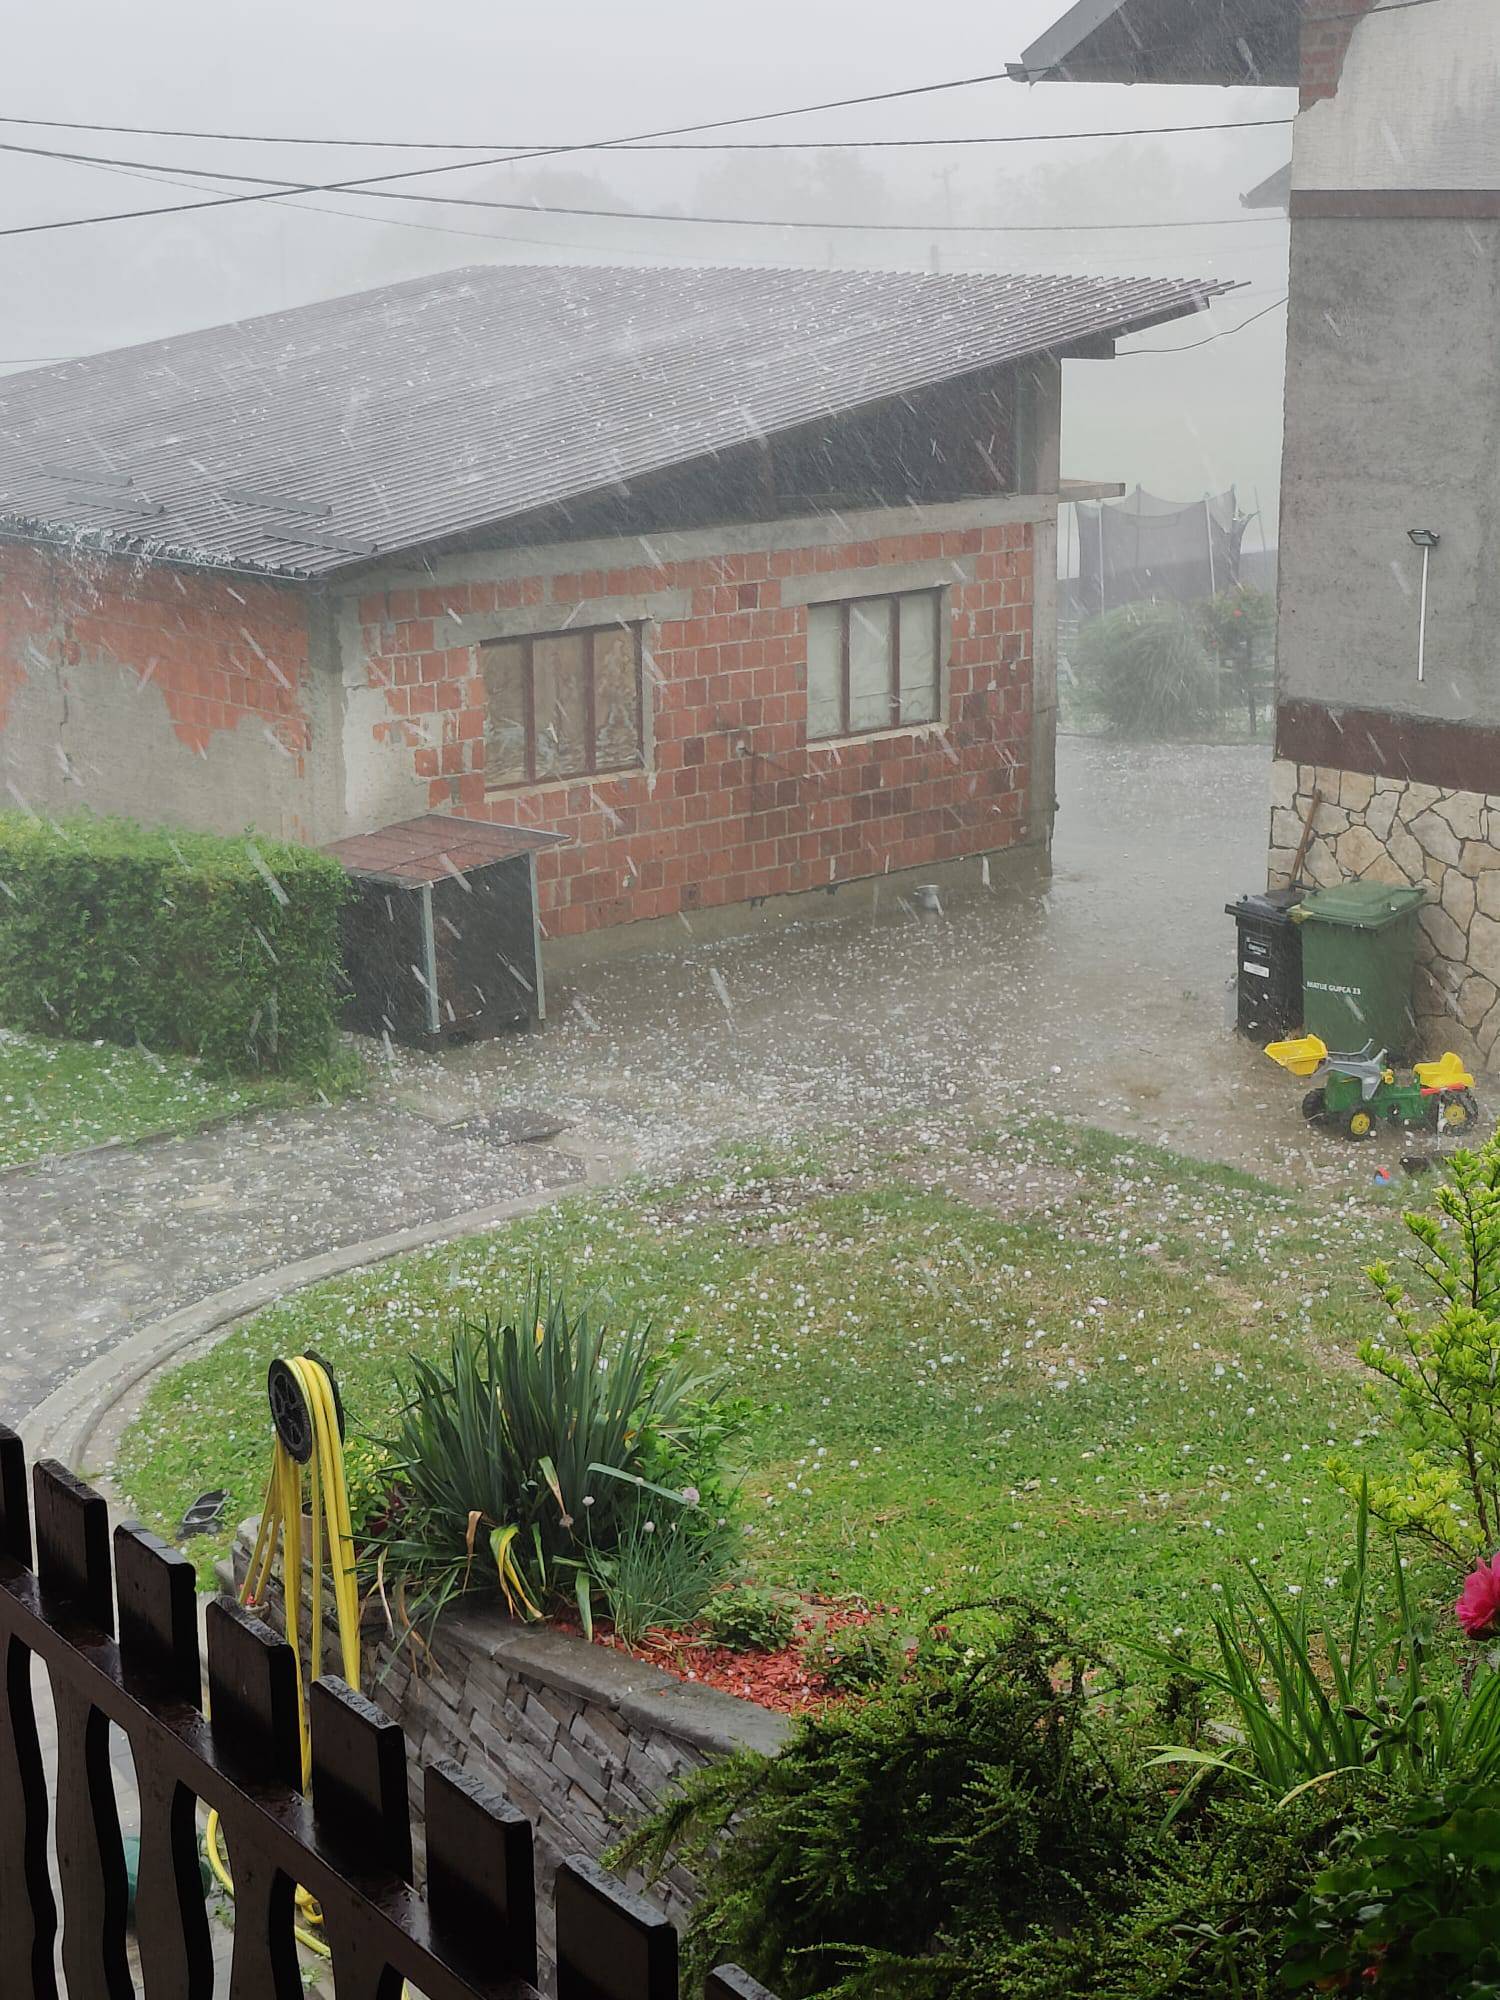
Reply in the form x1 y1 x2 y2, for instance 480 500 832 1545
1265 1035 1479 1141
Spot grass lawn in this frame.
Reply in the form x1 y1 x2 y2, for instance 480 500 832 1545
0 1027 321 1169
118 1118 1431 1659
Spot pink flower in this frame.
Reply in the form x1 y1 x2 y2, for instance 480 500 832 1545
1455 1552 1500 1638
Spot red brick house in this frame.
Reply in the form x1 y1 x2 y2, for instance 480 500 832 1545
0 263 1225 949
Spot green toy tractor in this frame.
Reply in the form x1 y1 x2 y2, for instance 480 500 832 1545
1266 1035 1479 1140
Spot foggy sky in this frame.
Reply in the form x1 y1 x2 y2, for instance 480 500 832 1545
1 0 1295 550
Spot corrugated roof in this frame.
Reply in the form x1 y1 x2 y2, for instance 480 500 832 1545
1011 0 1301 85
0 262 1236 580
324 814 568 883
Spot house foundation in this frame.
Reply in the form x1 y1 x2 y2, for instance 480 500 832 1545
1269 757 1500 1067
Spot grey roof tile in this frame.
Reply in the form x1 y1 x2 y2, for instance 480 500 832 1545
0 262 1235 579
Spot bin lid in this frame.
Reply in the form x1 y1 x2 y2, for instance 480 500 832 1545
1226 888 1304 922
1293 882 1426 931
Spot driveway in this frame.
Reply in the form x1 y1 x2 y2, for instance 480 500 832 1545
6 734 1367 1427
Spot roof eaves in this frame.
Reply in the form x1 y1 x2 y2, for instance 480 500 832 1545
0 514 324 585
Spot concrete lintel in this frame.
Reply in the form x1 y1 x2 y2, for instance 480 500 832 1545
777 555 976 609
428 587 693 655
346 494 1055 601
1059 480 1127 504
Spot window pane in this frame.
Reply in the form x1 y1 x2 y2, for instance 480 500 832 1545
533 633 587 779
849 597 893 734
483 641 528 786
898 593 940 724
593 626 641 770
807 603 843 740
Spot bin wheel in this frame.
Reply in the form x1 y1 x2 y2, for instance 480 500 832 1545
1347 1108 1374 1141
1301 1088 1328 1123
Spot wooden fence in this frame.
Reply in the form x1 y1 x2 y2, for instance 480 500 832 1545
0 1430 778 2000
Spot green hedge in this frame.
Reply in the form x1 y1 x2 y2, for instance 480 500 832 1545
0 814 350 1076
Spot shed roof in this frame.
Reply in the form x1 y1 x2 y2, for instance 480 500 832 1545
1012 0 1300 86
0 262 1234 580
323 814 567 885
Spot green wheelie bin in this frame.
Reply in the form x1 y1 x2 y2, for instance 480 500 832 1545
1291 882 1426 1062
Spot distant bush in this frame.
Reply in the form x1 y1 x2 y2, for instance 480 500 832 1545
0 812 349 1075
1073 601 1219 738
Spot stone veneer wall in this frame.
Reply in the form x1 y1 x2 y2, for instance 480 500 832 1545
229 1529 786 1990
1268 758 1500 1067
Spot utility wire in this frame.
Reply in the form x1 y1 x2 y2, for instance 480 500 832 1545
0 60 1300 243
0 136 1287 238
1128 290 1296 352
0 111 1295 151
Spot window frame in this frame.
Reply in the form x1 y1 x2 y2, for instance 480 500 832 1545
481 621 646 791
805 588 944 744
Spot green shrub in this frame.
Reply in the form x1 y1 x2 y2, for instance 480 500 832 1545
617 1602 1156 1998
1073 602 1218 739
375 1270 731 1634
0 812 349 1075
804 1618 902 1694
699 1584 797 1653
1282 1784 1500 1997
1335 1141 1500 1566
615 1600 1383 2000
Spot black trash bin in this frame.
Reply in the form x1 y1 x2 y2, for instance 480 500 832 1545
1226 889 1304 1041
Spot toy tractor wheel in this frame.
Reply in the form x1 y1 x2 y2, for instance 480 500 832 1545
1347 1108 1375 1141
1437 1089 1480 1136
1301 1088 1328 1123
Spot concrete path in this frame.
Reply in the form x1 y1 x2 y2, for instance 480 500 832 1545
7 735 1399 1437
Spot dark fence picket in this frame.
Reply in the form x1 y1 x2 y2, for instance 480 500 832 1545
309 1677 410 2000
0 1430 56 2000
34 1460 133 2000
425 1758 538 1986
0 1433 786 2000
116 1524 214 2000
555 1857 679 2000
207 1601 306 1999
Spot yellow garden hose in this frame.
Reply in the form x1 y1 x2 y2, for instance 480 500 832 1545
205 1354 363 1959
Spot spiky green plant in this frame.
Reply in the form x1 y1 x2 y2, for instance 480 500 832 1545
374 1270 714 1633
1145 1489 1500 1807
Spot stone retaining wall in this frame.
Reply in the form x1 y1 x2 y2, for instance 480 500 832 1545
230 1528 787 1990
1268 757 1500 1066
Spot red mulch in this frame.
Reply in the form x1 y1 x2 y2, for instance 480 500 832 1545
557 1598 888 1714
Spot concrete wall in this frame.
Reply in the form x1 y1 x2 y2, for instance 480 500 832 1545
0 541 340 838
334 493 1052 943
1295 0 1500 184
1276 215 1500 734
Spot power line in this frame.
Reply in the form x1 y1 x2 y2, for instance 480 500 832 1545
1121 293 1287 354
0 111 1295 151
0 135 1288 239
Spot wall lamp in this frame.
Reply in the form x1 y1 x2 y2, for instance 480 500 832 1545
1408 529 1440 682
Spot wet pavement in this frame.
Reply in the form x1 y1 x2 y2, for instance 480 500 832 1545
407 733 1311 1179
5 734 1420 1426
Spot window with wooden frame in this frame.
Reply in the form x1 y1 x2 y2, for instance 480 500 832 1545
805 589 943 742
482 623 645 789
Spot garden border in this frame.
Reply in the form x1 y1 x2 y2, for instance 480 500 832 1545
19 1134 625 1476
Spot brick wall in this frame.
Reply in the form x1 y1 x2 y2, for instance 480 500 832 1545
1300 0 1378 107
0 539 315 831
351 518 1036 941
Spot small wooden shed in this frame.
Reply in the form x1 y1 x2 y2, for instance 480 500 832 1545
323 814 568 1048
